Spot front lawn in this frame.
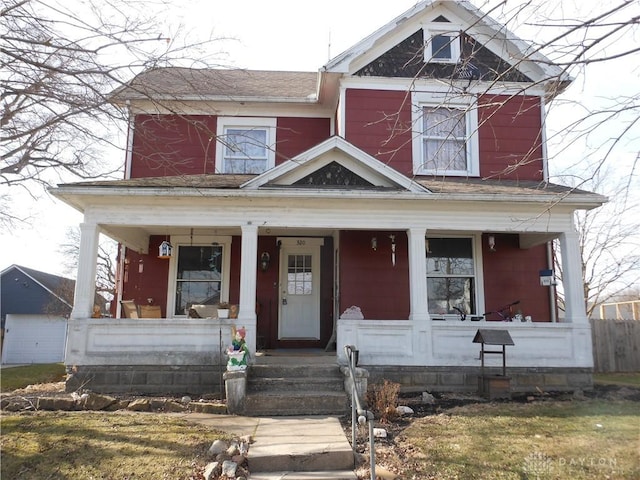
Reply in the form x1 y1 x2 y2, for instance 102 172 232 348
1 412 230 479
0 364 66 392
390 399 639 479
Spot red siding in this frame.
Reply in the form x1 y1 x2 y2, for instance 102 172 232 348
478 95 544 180
481 234 552 322
344 89 544 181
276 117 332 164
339 231 410 320
131 115 331 178
131 115 218 178
344 89 414 176
120 238 170 316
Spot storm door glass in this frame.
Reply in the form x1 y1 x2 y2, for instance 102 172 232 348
287 254 312 295
426 237 476 315
175 245 223 315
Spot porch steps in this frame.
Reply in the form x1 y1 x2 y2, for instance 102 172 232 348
245 362 349 416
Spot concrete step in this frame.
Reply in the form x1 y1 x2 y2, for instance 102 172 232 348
245 391 349 417
248 416 354 474
249 471 358 479
248 376 345 393
249 364 343 378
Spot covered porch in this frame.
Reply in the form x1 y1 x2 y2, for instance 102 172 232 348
57 182 598 394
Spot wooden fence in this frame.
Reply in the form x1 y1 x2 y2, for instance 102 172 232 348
590 318 640 372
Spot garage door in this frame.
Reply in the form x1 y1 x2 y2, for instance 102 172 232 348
2 314 67 364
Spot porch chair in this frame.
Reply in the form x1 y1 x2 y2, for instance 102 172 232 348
120 300 139 319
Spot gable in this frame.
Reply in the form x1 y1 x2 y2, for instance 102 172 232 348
324 0 568 89
241 136 428 193
356 30 533 83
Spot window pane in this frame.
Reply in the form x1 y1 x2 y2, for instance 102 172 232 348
287 254 312 295
225 129 267 159
427 238 474 275
422 107 467 172
427 277 475 314
431 34 452 59
175 245 223 315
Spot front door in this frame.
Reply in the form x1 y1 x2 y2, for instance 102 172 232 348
278 238 323 340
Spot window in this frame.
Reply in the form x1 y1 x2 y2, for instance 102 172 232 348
174 245 223 316
412 92 479 176
423 23 461 64
216 117 276 174
426 237 477 316
287 254 313 295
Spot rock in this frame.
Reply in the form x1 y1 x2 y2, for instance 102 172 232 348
181 395 192 404
203 461 220 480
164 401 187 412
239 440 249 455
375 465 401 479
149 399 166 410
572 389 586 401
421 392 436 404
37 397 77 411
221 460 237 478
127 398 151 411
81 392 116 410
239 434 253 444
232 453 246 465
395 405 414 415
190 402 227 414
208 439 228 456
226 441 239 456
373 428 387 438
216 453 231 463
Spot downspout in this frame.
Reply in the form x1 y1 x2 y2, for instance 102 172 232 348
540 95 557 322
124 100 134 179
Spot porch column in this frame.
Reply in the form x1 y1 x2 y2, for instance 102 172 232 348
70 222 99 319
238 223 258 354
559 230 588 323
407 227 433 362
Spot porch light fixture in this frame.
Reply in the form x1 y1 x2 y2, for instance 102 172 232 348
371 237 377 251
138 259 144 273
158 240 173 259
260 251 271 271
488 235 496 252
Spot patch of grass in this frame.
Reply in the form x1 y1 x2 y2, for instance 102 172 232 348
1 411 231 479
400 400 639 480
594 372 640 387
0 363 66 392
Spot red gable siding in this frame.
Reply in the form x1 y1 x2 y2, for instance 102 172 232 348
276 117 332 164
131 115 217 178
478 95 544 180
344 89 414 176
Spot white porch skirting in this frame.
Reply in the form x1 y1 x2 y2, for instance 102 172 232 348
336 319 594 369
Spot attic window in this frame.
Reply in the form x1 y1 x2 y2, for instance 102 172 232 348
423 22 461 64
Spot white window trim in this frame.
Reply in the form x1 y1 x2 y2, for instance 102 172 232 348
215 117 277 174
166 235 232 317
411 91 479 177
426 234 485 318
423 22 462 64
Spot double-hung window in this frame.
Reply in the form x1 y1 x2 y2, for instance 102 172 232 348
216 117 276 174
412 92 479 176
426 237 477 316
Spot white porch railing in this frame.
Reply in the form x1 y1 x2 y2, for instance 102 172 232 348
337 319 594 369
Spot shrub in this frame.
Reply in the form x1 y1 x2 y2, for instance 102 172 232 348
366 379 400 423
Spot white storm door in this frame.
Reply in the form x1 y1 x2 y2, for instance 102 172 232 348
278 238 322 340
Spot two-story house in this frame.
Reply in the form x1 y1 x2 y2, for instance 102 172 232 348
52 0 605 396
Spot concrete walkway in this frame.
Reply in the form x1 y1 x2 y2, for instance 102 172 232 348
181 414 357 479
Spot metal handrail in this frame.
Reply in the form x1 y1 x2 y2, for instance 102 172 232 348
344 344 375 480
